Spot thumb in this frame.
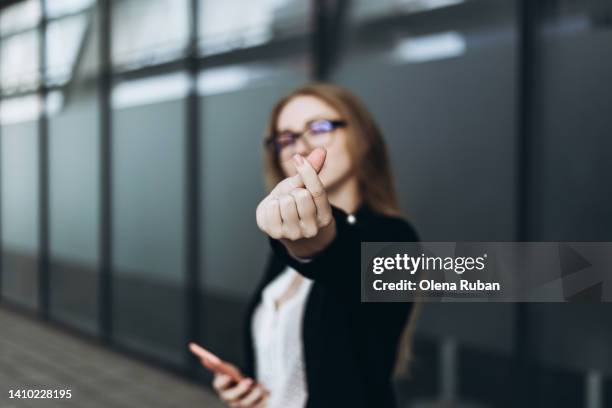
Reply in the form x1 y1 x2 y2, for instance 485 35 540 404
304 147 326 174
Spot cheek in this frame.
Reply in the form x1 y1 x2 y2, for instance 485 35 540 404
318 142 353 186
280 158 297 178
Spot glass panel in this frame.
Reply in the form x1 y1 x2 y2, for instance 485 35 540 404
0 94 42 124
0 30 40 94
48 87 99 332
332 2 518 404
45 0 95 19
527 0 612 381
351 0 467 21
198 0 310 55
46 13 89 86
48 7 100 334
0 0 41 35
76 6 100 80
111 72 190 109
1 120 40 309
111 78 186 365
334 0 517 242
528 304 612 375
198 59 308 366
111 0 189 69
530 0 612 241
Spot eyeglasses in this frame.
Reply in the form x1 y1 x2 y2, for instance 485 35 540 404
265 119 347 156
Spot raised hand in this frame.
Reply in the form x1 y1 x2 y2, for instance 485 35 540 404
256 148 336 259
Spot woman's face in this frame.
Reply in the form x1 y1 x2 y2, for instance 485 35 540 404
275 95 354 190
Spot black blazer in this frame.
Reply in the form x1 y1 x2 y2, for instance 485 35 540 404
243 204 419 408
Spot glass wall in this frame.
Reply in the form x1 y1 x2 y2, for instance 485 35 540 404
111 0 189 69
47 5 100 333
0 0 41 94
0 0 40 34
529 0 612 242
332 1 519 405
526 2 612 406
0 0 42 310
198 0 310 55
111 74 188 365
0 30 40 93
0 119 40 309
334 0 518 242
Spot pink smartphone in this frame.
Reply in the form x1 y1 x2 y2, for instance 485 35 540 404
188 342 244 382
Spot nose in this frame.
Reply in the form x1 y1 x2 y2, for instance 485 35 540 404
294 137 311 156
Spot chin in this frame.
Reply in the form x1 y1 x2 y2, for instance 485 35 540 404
320 173 343 192
318 171 332 189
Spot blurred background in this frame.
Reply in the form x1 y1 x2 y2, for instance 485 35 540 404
0 0 611 407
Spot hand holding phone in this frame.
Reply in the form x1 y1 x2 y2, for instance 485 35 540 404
188 342 244 383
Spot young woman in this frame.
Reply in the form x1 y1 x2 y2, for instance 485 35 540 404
210 83 419 408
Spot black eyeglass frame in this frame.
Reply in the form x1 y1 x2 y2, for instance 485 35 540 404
264 119 348 152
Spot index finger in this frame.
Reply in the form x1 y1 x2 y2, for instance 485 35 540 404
189 343 243 382
270 173 302 197
189 343 220 362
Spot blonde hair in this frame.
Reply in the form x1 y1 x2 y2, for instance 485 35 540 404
263 82 419 378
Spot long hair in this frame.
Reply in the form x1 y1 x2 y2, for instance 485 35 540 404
262 82 419 378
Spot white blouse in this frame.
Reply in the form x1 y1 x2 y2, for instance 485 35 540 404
252 267 313 408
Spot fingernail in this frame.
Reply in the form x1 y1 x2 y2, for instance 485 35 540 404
293 154 304 166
